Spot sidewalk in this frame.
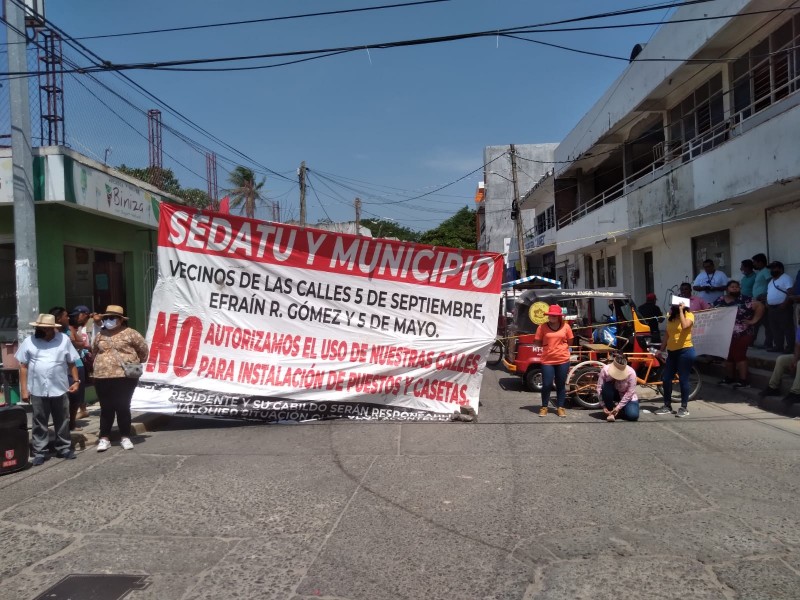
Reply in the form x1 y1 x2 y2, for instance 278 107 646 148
1 399 168 456
696 347 800 418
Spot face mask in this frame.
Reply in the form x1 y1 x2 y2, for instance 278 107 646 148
729 291 740 298
102 318 119 329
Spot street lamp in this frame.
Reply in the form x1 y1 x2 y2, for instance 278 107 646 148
488 171 513 182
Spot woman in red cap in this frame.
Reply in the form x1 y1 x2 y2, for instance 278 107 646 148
533 304 574 417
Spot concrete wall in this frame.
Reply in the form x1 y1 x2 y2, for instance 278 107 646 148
557 198 629 256
625 203 780 308
693 103 800 211
481 144 557 258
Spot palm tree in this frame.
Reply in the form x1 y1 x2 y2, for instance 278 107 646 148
226 166 266 219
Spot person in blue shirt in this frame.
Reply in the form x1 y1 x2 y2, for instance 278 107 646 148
15 314 81 465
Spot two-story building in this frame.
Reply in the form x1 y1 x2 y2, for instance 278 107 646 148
523 0 800 304
476 143 557 281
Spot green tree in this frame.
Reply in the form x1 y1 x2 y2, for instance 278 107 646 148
418 206 476 249
177 188 211 209
226 166 267 219
116 165 182 196
361 218 421 242
115 165 211 209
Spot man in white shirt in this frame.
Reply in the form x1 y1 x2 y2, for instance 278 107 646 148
15 314 80 465
765 261 795 353
692 259 728 305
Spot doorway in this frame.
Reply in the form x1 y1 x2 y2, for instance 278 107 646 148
644 251 654 294
93 251 125 311
691 230 730 277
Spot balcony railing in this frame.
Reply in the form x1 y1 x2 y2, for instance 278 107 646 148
557 119 731 228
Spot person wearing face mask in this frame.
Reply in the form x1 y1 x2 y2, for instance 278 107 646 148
713 280 764 388
533 304 575 418
91 305 149 452
14 314 81 465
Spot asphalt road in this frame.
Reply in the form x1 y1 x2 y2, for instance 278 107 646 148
1 367 799 600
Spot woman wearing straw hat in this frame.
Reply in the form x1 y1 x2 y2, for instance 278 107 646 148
533 304 575 417
14 314 81 465
91 306 149 452
595 353 639 422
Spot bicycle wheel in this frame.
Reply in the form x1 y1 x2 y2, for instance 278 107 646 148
568 360 604 409
486 340 504 366
656 366 702 401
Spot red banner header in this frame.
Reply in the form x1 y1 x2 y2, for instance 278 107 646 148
158 204 503 293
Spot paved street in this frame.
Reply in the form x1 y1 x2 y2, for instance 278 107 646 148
2 369 800 600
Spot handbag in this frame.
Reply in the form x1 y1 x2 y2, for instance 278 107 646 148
121 362 143 379
81 350 95 378
108 333 143 379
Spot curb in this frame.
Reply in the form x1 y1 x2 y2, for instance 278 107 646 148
130 412 170 435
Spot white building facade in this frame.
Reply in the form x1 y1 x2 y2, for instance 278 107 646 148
523 0 800 304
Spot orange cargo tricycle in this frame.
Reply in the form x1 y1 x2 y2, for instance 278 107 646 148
502 287 653 394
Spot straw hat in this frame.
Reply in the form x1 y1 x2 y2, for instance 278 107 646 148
608 354 629 380
546 304 564 317
29 314 62 328
99 305 129 320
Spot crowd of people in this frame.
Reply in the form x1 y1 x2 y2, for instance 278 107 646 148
534 253 800 420
13 305 149 466
8 256 799 459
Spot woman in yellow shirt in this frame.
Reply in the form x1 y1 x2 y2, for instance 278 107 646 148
655 302 695 417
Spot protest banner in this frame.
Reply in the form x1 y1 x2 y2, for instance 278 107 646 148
131 204 503 422
691 306 736 357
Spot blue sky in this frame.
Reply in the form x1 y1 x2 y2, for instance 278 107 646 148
32 0 672 229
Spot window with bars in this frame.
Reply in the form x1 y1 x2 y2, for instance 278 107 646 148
596 258 606 288
732 15 800 122
535 205 556 235
668 73 725 162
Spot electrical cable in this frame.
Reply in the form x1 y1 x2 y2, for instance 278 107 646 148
305 172 334 222
310 169 474 199
308 170 469 213
4 0 295 183
74 0 452 41
2 0 730 76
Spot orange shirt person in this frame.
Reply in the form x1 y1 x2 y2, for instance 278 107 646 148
533 305 575 418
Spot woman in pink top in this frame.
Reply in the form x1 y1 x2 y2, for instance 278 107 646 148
596 353 639 422
533 304 574 418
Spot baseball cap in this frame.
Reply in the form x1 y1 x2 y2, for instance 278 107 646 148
69 305 91 316
645 293 657 302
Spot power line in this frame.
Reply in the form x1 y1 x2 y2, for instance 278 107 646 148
308 170 472 212
2 0 726 76
305 173 334 222
4 0 295 183
74 0 451 41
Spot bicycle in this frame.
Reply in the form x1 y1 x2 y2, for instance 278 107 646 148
566 347 702 409
486 338 505 366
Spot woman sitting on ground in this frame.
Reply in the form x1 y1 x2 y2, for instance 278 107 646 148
595 353 639 422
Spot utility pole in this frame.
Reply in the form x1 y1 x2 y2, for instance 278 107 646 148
6 0 39 342
298 161 307 227
354 198 361 235
509 144 527 278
